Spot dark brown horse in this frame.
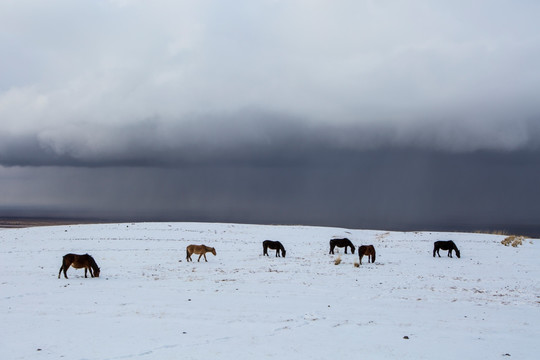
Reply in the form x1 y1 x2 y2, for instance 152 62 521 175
329 238 355 254
186 244 217 262
58 253 100 279
358 245 376 265
433 240 460 258
263 240 286 257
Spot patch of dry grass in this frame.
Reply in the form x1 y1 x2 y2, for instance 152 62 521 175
475 229 509 236
334 256 342 265
501 235 526 247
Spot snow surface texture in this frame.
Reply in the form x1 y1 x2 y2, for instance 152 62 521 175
1 223 538 359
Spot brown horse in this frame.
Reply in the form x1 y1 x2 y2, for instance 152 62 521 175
186 244 217 262
358 245 376 265
58 253 100 279
263 240 286 257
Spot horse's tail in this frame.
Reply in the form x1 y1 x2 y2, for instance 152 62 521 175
58 264 64 278
186 247 190 261
58 255 68 279
372 247 376 263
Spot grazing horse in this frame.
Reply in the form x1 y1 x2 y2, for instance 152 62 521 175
58 253 100 279
433 240 461 258
358 245 376 265
329 238 355 254
263 240 286 257
186 244 217 262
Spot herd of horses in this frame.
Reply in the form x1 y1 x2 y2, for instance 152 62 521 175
57 238 461 279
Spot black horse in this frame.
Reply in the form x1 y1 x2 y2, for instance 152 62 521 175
263 240 286 257
433 240 461 258
329 238 355 254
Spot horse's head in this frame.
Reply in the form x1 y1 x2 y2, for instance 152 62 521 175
211 248 217 256
282 249 286 257
455 248 461 258
351 246 356 254
94 267 101 277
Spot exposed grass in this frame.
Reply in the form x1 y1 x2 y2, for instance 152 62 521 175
476 229 510 236
501 235 526 247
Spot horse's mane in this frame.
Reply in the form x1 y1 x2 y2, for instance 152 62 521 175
87 254 99 271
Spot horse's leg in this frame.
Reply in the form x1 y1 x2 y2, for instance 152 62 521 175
88 266 94 278
197 253 202 262
448 249 453 258
60 261 70 279
263 245 267 256
275 249 279 257
329 245 334 254
203 253 208 262
344 246 348 254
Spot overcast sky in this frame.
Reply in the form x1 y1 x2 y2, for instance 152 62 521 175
1 1 540 233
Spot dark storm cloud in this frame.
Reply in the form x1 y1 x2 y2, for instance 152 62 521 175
2 149 540 235
2 1 540 234
2 109 540 168
2 1 540 169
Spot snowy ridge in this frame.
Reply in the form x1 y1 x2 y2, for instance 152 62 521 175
1 222 538 359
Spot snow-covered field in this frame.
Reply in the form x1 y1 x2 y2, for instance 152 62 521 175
1 222 538 359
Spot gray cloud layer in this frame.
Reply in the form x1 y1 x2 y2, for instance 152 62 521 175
2 1 540 167
2 109 540 167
